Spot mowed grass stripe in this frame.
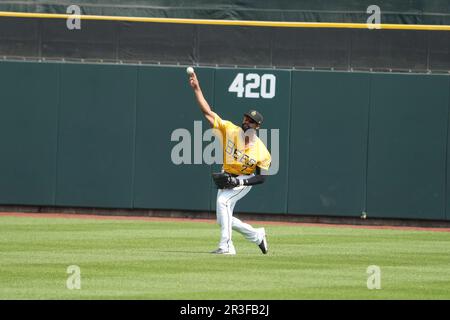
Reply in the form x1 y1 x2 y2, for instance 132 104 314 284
0 216 449 299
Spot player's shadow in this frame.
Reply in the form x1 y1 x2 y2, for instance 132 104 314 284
156 250 212 254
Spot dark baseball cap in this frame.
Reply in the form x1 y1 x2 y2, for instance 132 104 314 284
244 110 263 125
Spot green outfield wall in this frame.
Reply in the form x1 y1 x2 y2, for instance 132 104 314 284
288 71 370 217
0 60 449 221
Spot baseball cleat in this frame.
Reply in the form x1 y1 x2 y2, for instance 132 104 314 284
210 248 236 255
258 228 268 254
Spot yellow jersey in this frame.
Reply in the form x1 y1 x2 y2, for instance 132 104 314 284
213 114 271 175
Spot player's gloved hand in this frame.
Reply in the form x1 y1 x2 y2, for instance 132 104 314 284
212 172 243 189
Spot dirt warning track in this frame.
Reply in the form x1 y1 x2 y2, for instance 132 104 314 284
1 212 450 233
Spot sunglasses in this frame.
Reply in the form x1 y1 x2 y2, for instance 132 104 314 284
244 116 257 124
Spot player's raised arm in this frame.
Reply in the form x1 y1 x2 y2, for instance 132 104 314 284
188 70 217 127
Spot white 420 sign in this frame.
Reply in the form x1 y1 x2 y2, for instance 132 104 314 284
228 73 276 99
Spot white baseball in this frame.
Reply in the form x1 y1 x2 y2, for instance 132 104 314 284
186 67 194 75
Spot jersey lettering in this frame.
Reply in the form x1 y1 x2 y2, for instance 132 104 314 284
226 139 257 171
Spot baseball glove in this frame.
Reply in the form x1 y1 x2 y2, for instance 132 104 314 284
212 172 240 189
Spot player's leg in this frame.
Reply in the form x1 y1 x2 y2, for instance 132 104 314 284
214 188 241 254
229 191 268 254
231 213 264 244
214 186 251 254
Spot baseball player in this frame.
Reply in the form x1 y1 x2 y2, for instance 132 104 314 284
188 70 271 255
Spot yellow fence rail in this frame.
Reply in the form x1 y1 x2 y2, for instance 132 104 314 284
0 11 449 31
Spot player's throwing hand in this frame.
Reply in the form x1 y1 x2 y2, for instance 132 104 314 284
188 71 199 90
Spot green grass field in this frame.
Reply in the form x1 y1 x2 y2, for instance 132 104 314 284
0 215 449 299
